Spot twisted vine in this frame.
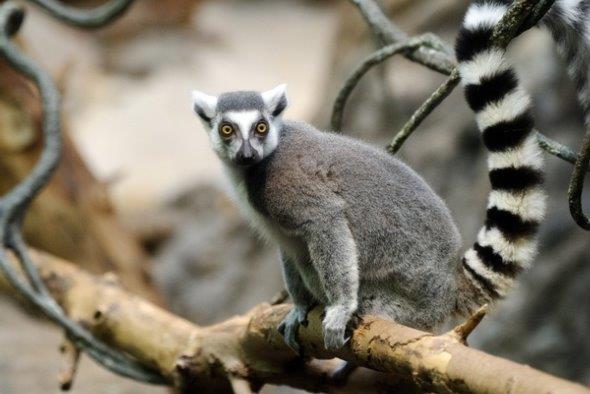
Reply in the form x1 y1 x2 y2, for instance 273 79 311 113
0 0 166 385
27 0 134 28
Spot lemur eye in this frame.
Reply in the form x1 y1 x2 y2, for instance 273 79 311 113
255 121 268 135
219 123 234 137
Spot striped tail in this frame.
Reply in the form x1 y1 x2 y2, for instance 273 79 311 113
454 1 546 315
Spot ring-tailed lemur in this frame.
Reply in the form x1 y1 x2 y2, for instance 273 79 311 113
190 0 588 352
193 85 462 350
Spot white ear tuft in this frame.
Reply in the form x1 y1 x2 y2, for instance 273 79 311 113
191 90 218 123
262 84 288 117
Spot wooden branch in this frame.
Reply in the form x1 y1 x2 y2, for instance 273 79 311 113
2 249 588 394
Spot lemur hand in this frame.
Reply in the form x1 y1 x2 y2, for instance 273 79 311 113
278 304 312 355
322 304 354 351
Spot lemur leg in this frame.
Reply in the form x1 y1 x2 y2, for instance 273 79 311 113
303 217 359 351
277 252 316 354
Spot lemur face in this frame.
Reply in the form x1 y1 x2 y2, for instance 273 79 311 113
191 85 288 166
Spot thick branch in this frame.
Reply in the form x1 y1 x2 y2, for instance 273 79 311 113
2 250 588 394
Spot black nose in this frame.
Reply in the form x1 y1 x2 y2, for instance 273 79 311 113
234 141 259 165
235 151 256 165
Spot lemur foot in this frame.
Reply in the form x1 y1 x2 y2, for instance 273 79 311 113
322 305 354 351
278 305 311 355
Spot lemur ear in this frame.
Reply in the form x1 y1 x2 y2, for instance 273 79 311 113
191 90 218 124
262 84 288 117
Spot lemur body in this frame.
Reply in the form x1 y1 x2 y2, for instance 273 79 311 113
191 0 590 351
227 120 462 338
193 87 462 349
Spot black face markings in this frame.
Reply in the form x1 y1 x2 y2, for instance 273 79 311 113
241 139 253 155
455 26 495 62
462 257 501 299
250 117 270 138
271 95 288 117
194 105 213 126
489 166 544 192
464 69 519 112
481 112 534 151
473 242 523 278
485 206 539 240
218 119 240 143
244 156 272 215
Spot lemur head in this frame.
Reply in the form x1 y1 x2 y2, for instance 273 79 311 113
191 85 288 166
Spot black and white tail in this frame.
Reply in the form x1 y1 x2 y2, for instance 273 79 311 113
455 0 590 313
454 1 548 314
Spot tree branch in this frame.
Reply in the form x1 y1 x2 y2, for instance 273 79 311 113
343 0 590 228
347 0 455 74
26 0 135 29
568 129 590 230
0 1 164 384
331 34 447 131
387 71 460 154
1 249 588 393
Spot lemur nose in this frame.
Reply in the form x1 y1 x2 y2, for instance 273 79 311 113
235 142 257 165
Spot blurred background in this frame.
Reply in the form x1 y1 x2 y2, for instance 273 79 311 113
0 0 588 392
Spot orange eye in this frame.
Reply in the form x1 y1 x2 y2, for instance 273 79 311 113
219 123 234 137
255 121 268 135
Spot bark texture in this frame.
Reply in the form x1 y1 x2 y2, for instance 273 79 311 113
1 249 588 394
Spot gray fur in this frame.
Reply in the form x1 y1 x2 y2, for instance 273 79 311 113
542 0 590 124
217 91 266 112
241 122 462 332
192 86 462 351
192 86 286 166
